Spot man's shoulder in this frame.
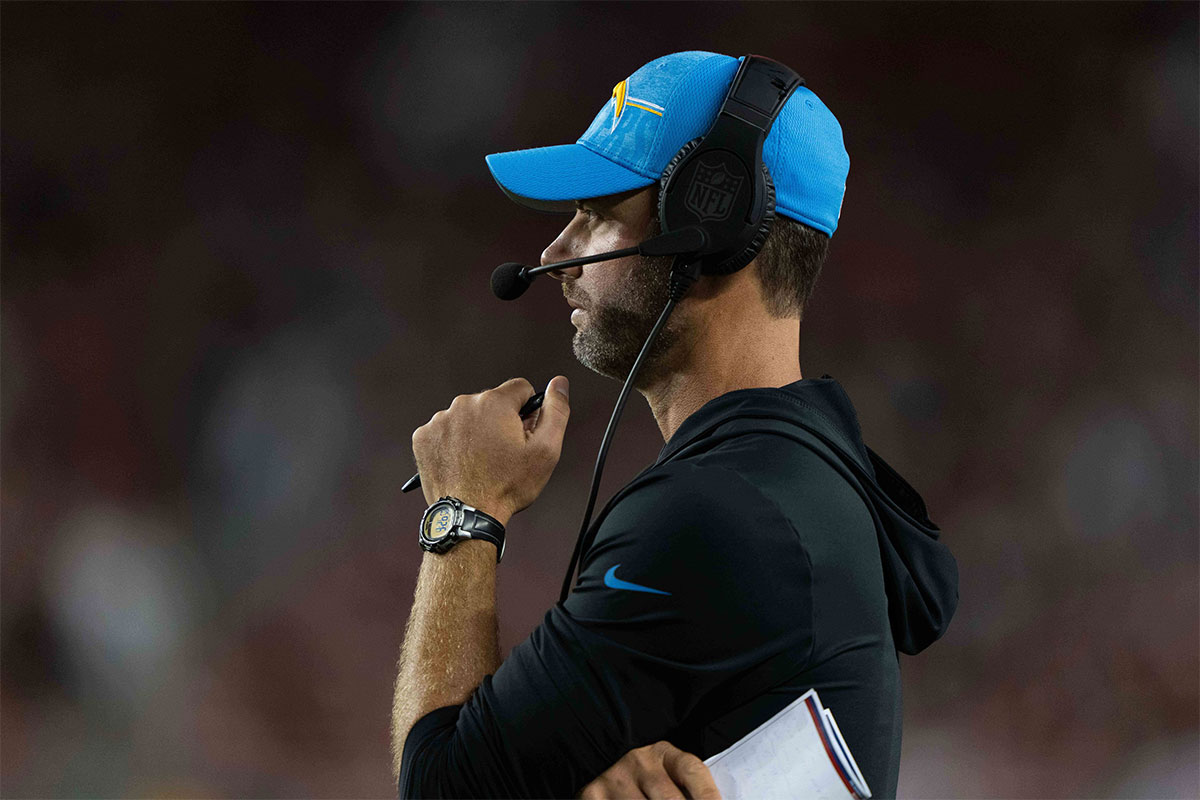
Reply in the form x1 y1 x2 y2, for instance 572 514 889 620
690 417 855 479
613 459 766 508
678 423 871 528
583 458 805 577
598 459 791 542
619 424 855 509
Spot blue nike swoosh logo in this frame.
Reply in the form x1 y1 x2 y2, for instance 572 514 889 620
603 564 671 596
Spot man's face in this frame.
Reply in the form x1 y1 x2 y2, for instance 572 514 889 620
541 187 694 388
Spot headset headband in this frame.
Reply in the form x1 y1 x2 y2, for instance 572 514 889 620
724 56 805 132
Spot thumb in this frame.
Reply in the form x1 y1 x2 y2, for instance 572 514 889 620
532 375 570 446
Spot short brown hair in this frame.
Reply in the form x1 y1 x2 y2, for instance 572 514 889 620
751 216 830 320
642 186 829 320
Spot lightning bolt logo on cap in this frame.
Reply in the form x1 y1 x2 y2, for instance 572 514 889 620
611 80 627 132
611 78 664 132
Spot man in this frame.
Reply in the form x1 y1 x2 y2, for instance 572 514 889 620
393 51 958 799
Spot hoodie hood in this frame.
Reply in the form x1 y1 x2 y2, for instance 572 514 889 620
655 375 959 655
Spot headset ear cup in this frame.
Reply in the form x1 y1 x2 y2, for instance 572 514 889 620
658 142 775 276
706 162 776 275
657 136 704 225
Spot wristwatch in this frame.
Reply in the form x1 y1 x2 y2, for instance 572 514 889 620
418 496 507 563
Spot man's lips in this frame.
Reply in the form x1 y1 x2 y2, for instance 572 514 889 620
566 298 586 310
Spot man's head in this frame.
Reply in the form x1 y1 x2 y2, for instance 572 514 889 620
540 183 830 388
484 51 847 388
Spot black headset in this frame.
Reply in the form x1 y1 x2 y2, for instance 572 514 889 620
657 55 803 280
554 55 805 604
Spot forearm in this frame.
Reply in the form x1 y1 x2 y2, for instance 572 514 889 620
391 537 503 778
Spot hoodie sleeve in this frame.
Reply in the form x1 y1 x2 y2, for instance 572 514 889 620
398 462 812 799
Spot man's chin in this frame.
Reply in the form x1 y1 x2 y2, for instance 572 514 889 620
571 333 676 390
569 303 686 388
570 336 626 383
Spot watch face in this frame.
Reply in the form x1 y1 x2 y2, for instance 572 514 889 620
424 504 456 541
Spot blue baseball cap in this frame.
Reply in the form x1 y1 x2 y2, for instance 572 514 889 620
485 51 850 235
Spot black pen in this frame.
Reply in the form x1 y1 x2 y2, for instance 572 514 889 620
400 389 548 493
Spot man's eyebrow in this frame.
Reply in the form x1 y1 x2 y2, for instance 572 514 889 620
576 197 615 211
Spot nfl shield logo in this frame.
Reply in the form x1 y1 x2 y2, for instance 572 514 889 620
685 159 744 222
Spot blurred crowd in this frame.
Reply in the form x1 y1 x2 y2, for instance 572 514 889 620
2 4 1196 797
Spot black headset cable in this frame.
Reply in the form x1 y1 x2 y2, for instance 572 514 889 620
557 257 701 605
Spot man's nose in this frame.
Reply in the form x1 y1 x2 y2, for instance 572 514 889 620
541 240 583 282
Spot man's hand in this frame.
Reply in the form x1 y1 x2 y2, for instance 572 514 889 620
578 741 722 800
411 375 570 521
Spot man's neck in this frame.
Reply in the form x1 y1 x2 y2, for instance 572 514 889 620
640 315 804 442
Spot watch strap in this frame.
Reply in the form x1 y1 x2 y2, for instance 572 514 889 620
459 503 507 563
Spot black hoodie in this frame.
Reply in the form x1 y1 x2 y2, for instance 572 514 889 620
400 376 959 799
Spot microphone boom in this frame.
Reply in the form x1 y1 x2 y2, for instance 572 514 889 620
490 226 708 301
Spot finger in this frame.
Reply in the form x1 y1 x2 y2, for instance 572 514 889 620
662 748 720 800
492 376 536 409
578 782 603 800
529 375 570 445
522 406 542 434
580 775 645 799
635 772 686 800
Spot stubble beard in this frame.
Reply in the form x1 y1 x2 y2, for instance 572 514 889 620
570 253 692 391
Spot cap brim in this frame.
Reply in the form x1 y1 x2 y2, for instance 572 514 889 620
485 143 656 213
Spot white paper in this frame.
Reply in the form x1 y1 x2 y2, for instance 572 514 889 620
702 688 871 800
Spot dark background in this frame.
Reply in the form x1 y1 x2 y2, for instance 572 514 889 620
2 2 1197 797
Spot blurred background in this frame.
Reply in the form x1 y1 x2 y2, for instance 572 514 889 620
2 2 1197 797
